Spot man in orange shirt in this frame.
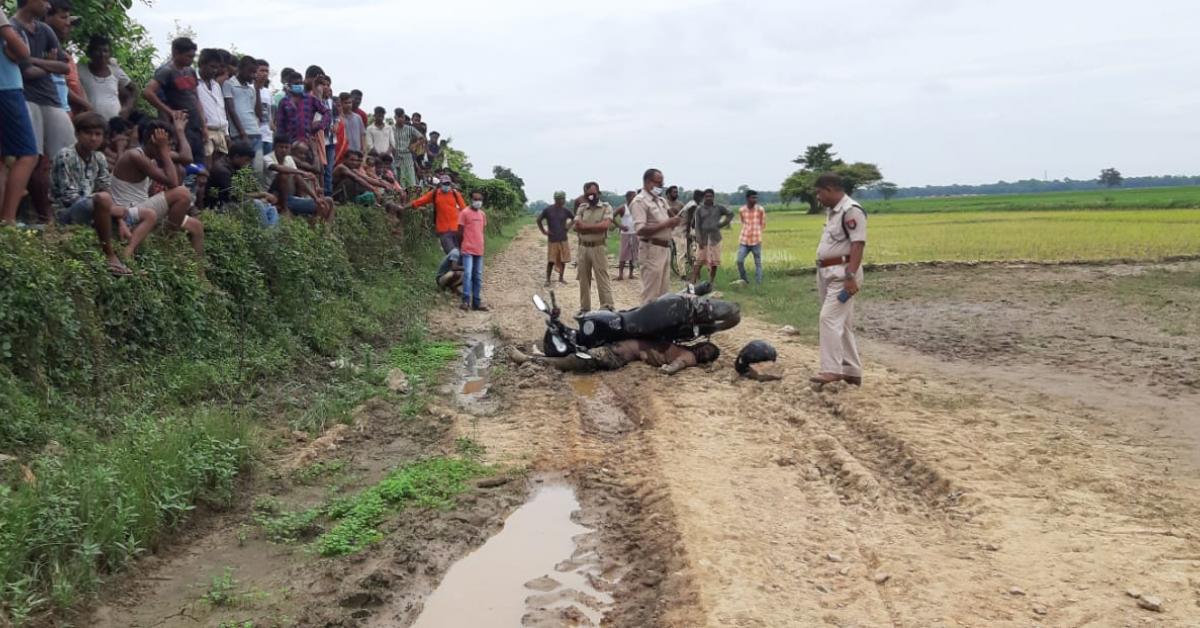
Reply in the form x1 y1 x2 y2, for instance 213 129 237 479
407 173 466 253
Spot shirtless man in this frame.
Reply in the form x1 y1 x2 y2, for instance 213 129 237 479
110 114 205 268
509 339 719 375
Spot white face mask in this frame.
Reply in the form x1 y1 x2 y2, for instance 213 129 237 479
587 193 597 203
652 186 665 197
470 200 483 209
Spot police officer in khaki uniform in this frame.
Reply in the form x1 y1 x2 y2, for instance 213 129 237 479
629 168 680 304
811 173 868 387
574 181 615 313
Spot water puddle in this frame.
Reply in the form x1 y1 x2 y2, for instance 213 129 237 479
453 337 499 414
412 477 613 627
568 376 600 399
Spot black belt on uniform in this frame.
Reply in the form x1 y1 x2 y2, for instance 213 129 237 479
817 255 850 268
580 241 606 248
640 238 671 248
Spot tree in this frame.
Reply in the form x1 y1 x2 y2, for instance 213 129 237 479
1098 168 1123 188
69 0 158 87
780 143 884 213
875 181 899 201
492 165 528 205
793 143 842 171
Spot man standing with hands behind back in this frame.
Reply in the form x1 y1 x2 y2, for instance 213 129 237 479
811 172 867 387
629 168 679 304
573 181 614 313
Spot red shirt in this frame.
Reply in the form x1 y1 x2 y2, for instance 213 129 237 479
354 107 368 127
458 208 487 256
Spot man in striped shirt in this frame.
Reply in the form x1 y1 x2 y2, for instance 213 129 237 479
734 190 766 285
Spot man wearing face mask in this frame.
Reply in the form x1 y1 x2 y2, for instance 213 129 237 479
407 173 467 253
629 168 680 304
573 181 614 313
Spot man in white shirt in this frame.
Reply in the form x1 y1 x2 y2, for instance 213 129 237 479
197 48 229 159
365 106 394 156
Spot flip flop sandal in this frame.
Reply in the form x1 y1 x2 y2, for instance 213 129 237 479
108 261 133 277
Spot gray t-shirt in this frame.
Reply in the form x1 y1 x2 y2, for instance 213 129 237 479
694 203 733 245
78 61 131 121
18 20 62 106
342 111 365 153
221 77 260 137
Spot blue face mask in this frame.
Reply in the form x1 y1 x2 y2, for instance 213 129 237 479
440 184 451 192
289 84 304 95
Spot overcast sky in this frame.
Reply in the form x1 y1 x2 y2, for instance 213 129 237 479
132 0 1199 201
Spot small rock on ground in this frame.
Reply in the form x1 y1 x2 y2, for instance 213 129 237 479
826 553 843 563
1009 586 1026 596
873 572 891 585
386 368 410 393
1136 595 1163 612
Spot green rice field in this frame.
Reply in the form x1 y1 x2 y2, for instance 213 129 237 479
719 208 1200 268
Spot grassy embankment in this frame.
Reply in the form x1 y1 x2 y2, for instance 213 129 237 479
0 204 522 624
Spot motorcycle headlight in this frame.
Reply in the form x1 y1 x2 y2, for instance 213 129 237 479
582 320 595 336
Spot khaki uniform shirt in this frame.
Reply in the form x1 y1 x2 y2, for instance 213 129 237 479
575 201 613 244
629 190 672 240
816 194 867 259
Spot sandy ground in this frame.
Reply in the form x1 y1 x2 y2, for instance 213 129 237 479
433 227 1200 627
86 228 1200 627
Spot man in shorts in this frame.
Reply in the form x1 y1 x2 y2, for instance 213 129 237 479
14 0 75 222
536 191 574 287
264 136 333 223
690 188 733 285
0 6 39 224
111 117 205 271
50 112 131 275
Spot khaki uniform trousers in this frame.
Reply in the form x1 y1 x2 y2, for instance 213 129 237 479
577 242 613 311
639 240 672 305
816 265 863 377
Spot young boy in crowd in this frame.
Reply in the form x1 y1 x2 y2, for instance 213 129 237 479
0 6 39 224
144 37 204 167
222 55 262 174
111 116 205 271
331 150 379 206
51 112 131 275
338 92 365 155
104 115 135 164
196 48 229 161
263 135 334 223
204 140 278 226
287 140 323 179
457 190 488 311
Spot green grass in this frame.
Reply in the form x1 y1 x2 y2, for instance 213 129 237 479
720 209 1200 271
315 457 490 556
765 185 1200 214
0 201 523 625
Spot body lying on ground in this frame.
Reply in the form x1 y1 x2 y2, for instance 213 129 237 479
509 339 719 375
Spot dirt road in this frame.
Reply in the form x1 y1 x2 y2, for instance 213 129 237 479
430 227 1200 626
91 227 1200 627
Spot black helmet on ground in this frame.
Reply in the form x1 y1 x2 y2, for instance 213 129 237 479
735 340 777 375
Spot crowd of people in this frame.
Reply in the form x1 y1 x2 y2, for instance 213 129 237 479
2 0 464 278
535 169 771 315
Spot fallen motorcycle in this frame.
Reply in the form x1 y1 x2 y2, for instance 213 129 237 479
532 282 741 358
